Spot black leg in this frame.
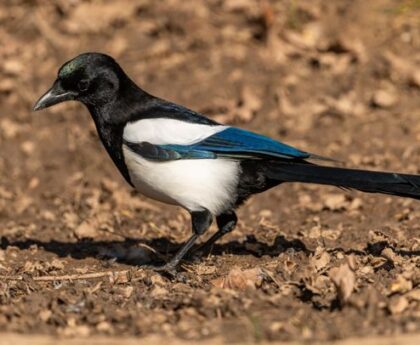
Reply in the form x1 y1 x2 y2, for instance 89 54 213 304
153 209 213 273
192 210 237 257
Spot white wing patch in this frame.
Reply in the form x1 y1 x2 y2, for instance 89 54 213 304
123 118 228 145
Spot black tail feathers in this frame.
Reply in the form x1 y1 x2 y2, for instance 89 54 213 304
265 161 420 200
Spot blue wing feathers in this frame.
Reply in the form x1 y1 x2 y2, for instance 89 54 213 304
205 127 310 158
162 127 310 160
125 126 312 161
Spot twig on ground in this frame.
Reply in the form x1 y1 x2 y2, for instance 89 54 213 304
0 269 138 282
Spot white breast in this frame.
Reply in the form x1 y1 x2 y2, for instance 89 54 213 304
123 145 240 215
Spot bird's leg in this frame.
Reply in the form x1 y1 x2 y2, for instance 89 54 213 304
153 209 213 273
191 210 237 258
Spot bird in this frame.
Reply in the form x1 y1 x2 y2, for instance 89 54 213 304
33 52 420 273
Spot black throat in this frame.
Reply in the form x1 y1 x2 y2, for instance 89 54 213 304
87 105 133 186
85 75 155 187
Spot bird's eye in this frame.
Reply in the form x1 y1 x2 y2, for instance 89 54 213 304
78 79 89 92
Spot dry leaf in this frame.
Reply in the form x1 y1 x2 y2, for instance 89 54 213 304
38 309 52 322
388 296 409 315
329 262 356 303
74 212 112 239
304 274 331 295
322 229 342 241
381 247 401 265
96 321 112 332
284 22 324 49
406 289 420 302
310 247 331 272
109 270 130 284
371 89 398 108
50 259 65 271
0 78 13 92
195 265 217 275
150 274 166 286
116 286 134 299
389 275 412 294
150 285 168 298
74 219 99 239
323 194 347 211
385 51 420 87
211 267 265 290
62 325 91 337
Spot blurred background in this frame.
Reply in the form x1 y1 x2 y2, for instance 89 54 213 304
0 0 419 342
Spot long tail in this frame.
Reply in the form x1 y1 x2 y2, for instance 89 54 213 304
265 161 420 200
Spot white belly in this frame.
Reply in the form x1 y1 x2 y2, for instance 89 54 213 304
123 145 240 215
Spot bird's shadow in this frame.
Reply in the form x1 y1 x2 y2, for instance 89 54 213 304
0 234 309 267
1 236 418 268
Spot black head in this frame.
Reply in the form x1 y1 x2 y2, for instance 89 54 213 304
33 52 128 112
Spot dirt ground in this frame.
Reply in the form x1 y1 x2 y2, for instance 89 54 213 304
0 0 419 343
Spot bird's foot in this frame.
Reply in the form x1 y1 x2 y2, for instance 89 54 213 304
153 263 177 275
143 262 178 277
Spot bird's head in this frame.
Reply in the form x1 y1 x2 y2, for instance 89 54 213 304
33 52 125 112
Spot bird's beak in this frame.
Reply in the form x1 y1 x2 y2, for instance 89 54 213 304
33 80 76 111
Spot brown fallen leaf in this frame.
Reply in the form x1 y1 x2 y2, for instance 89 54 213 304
150 273 167 286
388 296 409 315
0 78 14 92
304 274 331 295
195 265 217 275
0 119 25 139
371 89 398 108
211 266 265 290
50 258 65 271
74 212 113 239
385 51 420 87
74 219 100 239
329 261 356 304
109 270 131 284
61 325 91 337
381 247 401 265
96 321 112 332
406 289 420 302
115 286 134 299
389 274 413 294
150 285 168 298
322 193 348 211
38 309 52 322
310 247 331 272
322 228 342 241
284 22 325 49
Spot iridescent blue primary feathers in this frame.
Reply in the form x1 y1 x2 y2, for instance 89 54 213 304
160 127 311 160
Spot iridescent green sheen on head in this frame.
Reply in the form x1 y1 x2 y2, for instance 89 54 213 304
59 55 86 77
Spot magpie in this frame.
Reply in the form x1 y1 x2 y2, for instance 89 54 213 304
33 52 420 272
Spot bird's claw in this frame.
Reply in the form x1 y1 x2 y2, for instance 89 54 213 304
144 263 178 277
